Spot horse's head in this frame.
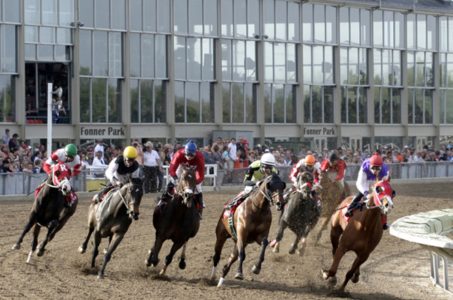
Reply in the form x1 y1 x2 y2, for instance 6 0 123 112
47 162 72 196
120 177 144 220
176 165 197 207
367 179 395 215
296 171 315 198
260 173 286 207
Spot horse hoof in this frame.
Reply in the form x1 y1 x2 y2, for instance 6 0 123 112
288 248 296 255
78 246 86 254
12 244 20 250
251 265 261 275
352 273 360 283
234 272 244 280
36 249 45 257
269 239 277 248
272 246 279 253
103 248 108 255
217 277 225 287
321 270 329 280
179 259 186 270
97 273 104 280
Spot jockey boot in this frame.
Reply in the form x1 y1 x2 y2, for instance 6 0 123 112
383 223 389 230
196 194 205 219
345 192 363 217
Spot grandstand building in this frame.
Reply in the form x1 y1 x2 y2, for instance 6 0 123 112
0 0 453 151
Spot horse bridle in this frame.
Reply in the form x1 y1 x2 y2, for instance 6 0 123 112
117 183 139 216
365 193 394 215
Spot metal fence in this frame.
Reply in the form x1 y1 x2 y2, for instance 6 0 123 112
1 161 453 196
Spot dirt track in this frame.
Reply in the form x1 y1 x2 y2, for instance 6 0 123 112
0 182 452 300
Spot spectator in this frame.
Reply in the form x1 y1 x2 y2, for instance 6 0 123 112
32 159 43 174
143 141 160 193
227 138 237 170
2 128 10 145
8 133 19 152
94 139 105 160
91 150 107 177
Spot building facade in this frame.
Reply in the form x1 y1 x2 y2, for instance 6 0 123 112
1 0 453 151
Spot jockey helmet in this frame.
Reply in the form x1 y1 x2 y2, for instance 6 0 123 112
329 152 339 163
370 153 383 167
123 146 138 160
305 154 316 166
184 140 197 157
64 144 77 158
260 153 276 167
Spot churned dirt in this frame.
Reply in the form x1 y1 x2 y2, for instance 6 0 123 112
0 182 452 300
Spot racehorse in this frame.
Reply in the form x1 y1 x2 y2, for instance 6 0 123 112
12 163 77 263
211 173 286 287
313 171 350 245
322 179 395 293
145 165 200 276
270 171 320 255
78 177 143 279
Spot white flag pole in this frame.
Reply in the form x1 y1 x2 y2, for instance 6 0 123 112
47 83 53 155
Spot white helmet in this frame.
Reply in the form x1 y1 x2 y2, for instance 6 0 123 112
260 153 276 166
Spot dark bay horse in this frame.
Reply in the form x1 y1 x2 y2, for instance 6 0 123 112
12 163 77 263
211 173 286 287
271 172 320 255
146 165 200 276
322 179 395 293
313 172 350 245
78 177 143 279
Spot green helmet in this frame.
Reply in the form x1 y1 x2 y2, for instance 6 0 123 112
64 144 77 158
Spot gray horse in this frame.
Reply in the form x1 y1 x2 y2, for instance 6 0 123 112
78 177 143 279
271 172 320 255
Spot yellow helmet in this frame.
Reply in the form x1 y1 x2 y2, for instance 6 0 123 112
305 154 316 166
123 146 138 159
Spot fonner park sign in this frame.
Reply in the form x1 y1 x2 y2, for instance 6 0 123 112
80 126 125 139
303 126 336 137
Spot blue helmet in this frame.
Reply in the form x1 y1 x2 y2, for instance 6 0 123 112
184 141 197 156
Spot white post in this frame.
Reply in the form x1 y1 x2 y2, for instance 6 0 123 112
47 83 53 154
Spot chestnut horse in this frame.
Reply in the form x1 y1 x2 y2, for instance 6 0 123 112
146 165 200 276
12 163 77 263
78 177 143 279
211 173 286 287
271 171 320 255
322 179 395 292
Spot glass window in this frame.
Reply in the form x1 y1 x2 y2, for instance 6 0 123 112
201 82 213 123
130 79 139 122
42 0 57 26
3 0 21 23
287 44 296 82
189 0 203 35
326 6 336 43
186 82 200 123
395 13 404 48
155 80 166 122
450 18 453 52
129 33 140 77
108 79 121 122
417 14 426 49
232 82 244 122
130 0 142 31
187 37 201 80
155 35 167 78
263 0 274 40
233 40 245 81
204 0 217 36
174 37 186 80
245 83 256 123
360 9 370 46
92 78 107 122
234 0 247 37
39 27 55 44
140 80 153 122
288 2 299 42
57 28 71 44
314 5 325 43
407 14 415 49
441 90 453 123
313 46 323 84
95 0 109 28
79 0 93 28
157 0 171 33
302 4 313 42
383 11 394 48
143 0 156 32
324 46 333 84
221 40 232 80
440 17 448 52
93 31 108 76
202 38 214 80
303 45 312 84
222 83 231 122
80 77 90 122
79 30 92 75
373 10 383 47
111 0 126 30
264 42 273 81
142 35 154 78
0 75 14 122
0 25 16 73
339 7 349 44
427 15 436 51
245 41 256 81
109 32 122 77
221 0 233 37
38 45 53 61
275 0 286 40
350 8 360 45
274 43 285 82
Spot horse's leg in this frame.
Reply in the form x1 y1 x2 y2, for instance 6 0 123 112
288 234 302 255
322 243 347 287
146 234 164 267
251 237 269 275
339 254 369 292
12 211 37 250
36 219 59 256
218 245 239 287
313 216 329 246
271 220 288 253
160 240 186 276
234 238 246 280
47 209 74 242
330 224 343 256
179 243 187 270
26 225 41 264
98 233 124 279
78 222 95 254
211 226 229 281
91 231 101 268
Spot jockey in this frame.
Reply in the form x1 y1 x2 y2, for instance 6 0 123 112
289 154 321 188
228 153 279 209
345 152 390 229
93 146 140 203
42 143 81 206
162 140 205 216
43 143 82 177
320 152 347 187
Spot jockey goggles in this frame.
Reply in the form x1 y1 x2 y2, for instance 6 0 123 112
371 166 381 171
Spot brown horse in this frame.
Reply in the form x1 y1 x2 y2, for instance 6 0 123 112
271 171 320 255
12 163 77 263
322 179 395 293
145 165 200 276
78 177 143 279
211 173 286 287
313 172 350 245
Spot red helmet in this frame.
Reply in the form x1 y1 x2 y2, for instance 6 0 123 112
370 154 383 167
